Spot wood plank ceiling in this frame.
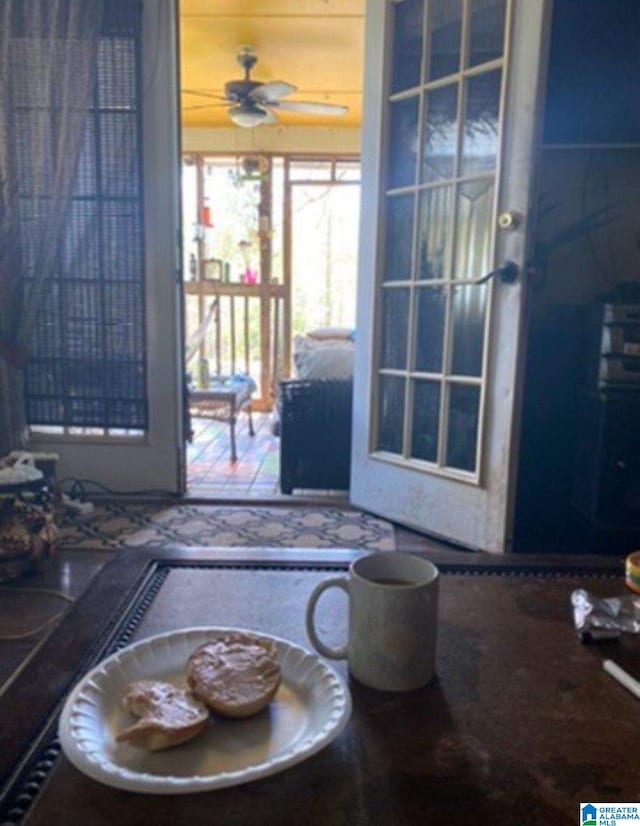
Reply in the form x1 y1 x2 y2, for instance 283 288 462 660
179 0 365 129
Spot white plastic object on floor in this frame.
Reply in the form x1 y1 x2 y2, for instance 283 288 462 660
61 493 95 517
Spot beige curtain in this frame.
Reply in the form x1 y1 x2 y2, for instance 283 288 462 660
0 0 104 455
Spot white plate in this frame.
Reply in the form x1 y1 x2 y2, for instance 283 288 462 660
58 627 351 794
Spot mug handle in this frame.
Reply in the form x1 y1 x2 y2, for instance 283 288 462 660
305 577 349 660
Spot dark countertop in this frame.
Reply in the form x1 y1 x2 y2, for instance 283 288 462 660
0 546 632 825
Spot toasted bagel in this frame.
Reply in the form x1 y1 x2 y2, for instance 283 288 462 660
116 680 209 751
186 632 281 719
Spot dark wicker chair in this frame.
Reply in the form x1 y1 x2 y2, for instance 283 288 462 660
278 379 353 494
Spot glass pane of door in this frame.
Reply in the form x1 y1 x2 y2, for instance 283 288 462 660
426 0 463 81
461 70 502 176
380 288 410 370
385 194 415 281
417 185 453 280
378 375 405 454
469 0 507 67
411 379 441 461
373 0 509 479
446 383 481 471
415 286 446 373
391 0 424 92
421 83 458 182
388 97 419 188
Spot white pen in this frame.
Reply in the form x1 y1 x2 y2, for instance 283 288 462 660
603 659 640 700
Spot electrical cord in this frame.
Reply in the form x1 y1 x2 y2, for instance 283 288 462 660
0 586 74 641
57 478 178 500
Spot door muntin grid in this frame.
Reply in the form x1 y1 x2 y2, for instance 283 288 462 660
374 0 509 481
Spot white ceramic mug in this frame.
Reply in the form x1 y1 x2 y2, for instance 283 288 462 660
305 552 439 692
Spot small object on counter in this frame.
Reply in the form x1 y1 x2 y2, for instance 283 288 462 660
625 552 640 594
603 659 640 700
571 588 640 642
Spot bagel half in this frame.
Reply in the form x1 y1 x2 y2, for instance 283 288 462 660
186 632 281 719
116 680 209 751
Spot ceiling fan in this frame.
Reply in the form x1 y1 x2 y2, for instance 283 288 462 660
183 46 348 128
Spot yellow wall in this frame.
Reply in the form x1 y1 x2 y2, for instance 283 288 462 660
182 125 361 155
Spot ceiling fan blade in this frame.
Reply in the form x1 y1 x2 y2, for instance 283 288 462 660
181 89 226 101
271 100 348 116
259 107 278 125
182 103 230 111
249 81 297 103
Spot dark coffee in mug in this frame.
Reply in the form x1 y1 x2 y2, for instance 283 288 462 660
370 578 412 586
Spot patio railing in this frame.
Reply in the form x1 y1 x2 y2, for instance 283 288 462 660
184 281 286 410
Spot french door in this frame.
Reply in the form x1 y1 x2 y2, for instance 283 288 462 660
351 0 551 552
30 0 184 493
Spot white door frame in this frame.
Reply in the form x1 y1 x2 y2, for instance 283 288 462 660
351 0 552 552
32 0 185 494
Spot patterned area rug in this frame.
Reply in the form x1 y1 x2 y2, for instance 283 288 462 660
59 503 396 552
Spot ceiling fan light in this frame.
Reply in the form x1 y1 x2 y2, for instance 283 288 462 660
228 105 267 128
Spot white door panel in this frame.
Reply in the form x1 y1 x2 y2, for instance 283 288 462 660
351 0 551 552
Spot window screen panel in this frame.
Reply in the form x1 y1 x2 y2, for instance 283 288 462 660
22 1 147 430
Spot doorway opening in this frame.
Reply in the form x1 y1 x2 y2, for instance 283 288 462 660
181 153 361 497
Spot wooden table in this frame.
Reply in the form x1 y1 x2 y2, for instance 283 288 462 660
0 549 113 695
189 376 255 462
0 546 634 826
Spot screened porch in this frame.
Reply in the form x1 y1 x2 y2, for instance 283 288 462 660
182 153 361 493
